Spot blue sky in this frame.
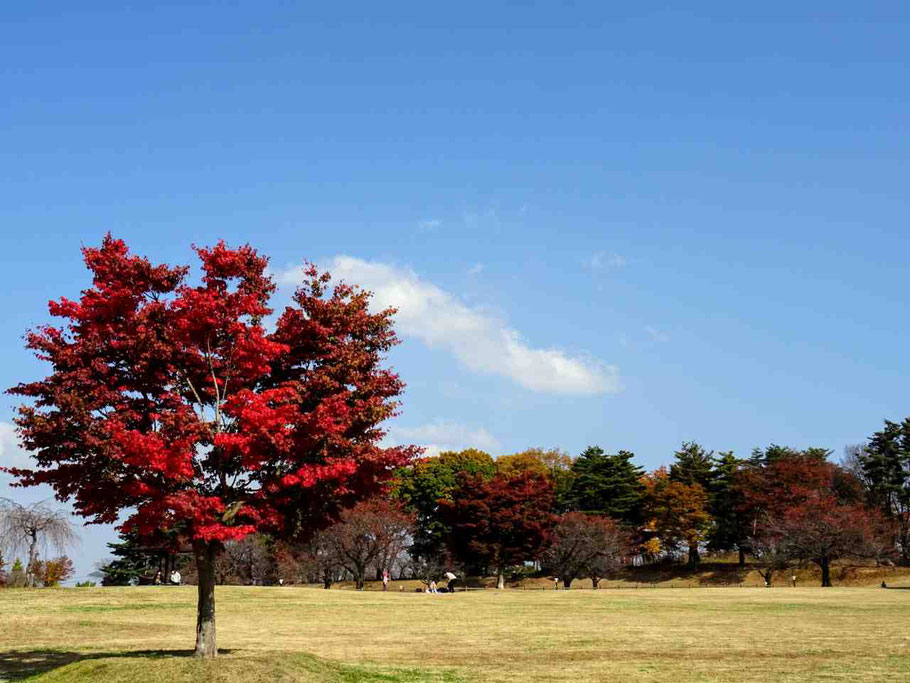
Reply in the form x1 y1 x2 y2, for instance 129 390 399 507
1 2 908 581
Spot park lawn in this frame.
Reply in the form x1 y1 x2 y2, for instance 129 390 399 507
1 586 909 682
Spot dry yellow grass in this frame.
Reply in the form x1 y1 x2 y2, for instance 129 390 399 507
2 584 909 681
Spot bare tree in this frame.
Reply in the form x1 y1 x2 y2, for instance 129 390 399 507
748 527 792 586
321 498 414 590
215 535 272 585
0 499 78 587
298 530 342 589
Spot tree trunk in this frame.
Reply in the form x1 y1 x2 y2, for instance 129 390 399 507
193 540 218 658
497 571 505 590
591 576 601 589
687 542 700 569
738 547 746 567
820 557 831 587
563 577 573 589
27 531 39 588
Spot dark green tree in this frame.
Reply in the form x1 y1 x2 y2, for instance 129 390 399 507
750 444 831 465
668 442 720 568
100 530 177 586
708 451 749 564
859 418 910 563
670 441 716 490
567 447 644 524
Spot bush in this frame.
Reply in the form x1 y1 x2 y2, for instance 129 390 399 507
7 559 26 588
75 581 96 588
33 556 75 587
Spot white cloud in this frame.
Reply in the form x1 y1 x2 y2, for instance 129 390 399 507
467 263 484 276
645 325 670 343
418 219 442 231
587 251 626 270
0 422 31 470
279 257 619 395
383 420 501 456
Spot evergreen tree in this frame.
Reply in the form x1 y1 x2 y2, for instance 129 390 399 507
666 442 717 567
100 530 175 586
750 444 831 465
859 418 910 563
670 441 716 490
708 451 748 563
567 447 644 524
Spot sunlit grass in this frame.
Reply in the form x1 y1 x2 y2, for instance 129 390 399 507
1 584 909 681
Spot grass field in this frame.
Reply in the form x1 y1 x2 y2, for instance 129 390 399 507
2 585 909 682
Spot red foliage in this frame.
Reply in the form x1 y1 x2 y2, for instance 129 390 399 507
439 471 556 576
736 455 892 585
6 235 417 550
542 511 630 588
736 457 838 522
772 493 890 585
33 555 75 587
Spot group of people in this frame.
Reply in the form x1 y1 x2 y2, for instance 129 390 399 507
426 572 459 593
152 569 182 586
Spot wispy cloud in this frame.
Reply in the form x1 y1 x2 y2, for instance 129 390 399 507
418 219 442 232
645 325 670 343
277 257 619 395
467 263 484 276
0 421 31 470
586 251 626 270
383 419 500 456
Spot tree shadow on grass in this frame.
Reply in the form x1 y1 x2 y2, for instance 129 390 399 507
0 648 235 681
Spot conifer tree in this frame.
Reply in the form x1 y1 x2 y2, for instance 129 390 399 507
567 447 644 524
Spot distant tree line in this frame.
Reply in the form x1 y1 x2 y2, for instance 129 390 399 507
93 417 910 590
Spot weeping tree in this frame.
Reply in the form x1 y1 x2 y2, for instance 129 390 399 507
0 499 78 587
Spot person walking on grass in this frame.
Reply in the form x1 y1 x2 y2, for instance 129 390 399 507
382 569 389 592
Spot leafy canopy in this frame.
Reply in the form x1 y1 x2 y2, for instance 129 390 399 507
7 235 416 550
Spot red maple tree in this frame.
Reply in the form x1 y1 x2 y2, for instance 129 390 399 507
737 455 888 586
439 470 555 589
5 236 416 656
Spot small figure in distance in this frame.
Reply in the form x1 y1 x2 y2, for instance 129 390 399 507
428 579 438 594
169 569 181 586
278 578 284 586
382 569 389 592
445 571 458 593
791 575 797 588
153 570 162 585
553 577 560 590
882 581 888 589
